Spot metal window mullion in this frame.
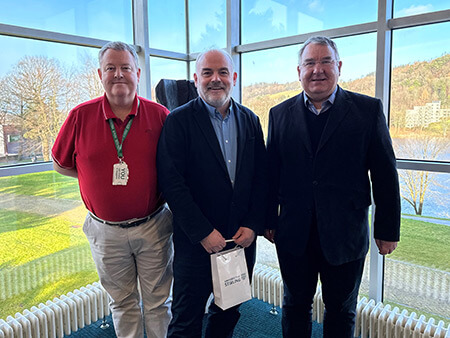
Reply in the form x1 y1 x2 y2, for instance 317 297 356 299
0 23 109 49
133 0 151 99
185 0 191 79
228 0 241 102
369 0 394 304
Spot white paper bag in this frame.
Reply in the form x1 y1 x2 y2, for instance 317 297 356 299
210 246 252 310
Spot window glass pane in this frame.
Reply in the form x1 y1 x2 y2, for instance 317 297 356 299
149 0 186 53
0 171 97 319
0 36 102 167
150 56 188 103
189 0 226 53
393 0 450 18
241 0 377 44
390 23 450 162
241 34 376 135
384 170 449 325
0 0 132 42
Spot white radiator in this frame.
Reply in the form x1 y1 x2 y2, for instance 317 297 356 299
0 282 110 338
252 264 450 338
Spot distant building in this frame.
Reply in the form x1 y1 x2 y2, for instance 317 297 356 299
405 101 450 128
0 125 4 157
0 124 21 162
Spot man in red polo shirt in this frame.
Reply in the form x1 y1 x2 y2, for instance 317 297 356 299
52 41 173 338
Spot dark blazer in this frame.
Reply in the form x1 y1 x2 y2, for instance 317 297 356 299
157 97 267 265
267 87 400 265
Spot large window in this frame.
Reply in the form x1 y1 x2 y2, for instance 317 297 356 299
0 0 132 42
241 0 377 44
149 0 186 53
390 22 450 162
188 0 226 52
394 0 450 18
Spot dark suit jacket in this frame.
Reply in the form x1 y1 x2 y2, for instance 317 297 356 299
267 87 400 265
157 97 267 265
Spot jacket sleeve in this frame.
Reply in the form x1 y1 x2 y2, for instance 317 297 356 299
368 100 401 241
156 112 214 244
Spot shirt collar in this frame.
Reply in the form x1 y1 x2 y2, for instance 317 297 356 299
102 94 139 120
303 85 338 109
201 97 234 120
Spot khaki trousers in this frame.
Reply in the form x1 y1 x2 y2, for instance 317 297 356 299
83 205 174 338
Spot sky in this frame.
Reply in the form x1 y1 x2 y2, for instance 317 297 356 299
0 0 448 86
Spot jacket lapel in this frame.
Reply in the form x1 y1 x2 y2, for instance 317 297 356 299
191 98 229 174
316 87 351 153
234 101 247 177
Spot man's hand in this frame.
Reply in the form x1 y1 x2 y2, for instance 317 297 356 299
232 227 255 248
200 229 226 253
375 239 398 255
264 229 276 243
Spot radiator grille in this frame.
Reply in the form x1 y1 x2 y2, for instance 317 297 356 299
1 265 448 338
0 282 109 338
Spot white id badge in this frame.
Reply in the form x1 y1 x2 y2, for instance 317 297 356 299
112 162 129 185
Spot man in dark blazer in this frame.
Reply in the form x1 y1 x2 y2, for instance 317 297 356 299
157 49 267 338
265 36 401 337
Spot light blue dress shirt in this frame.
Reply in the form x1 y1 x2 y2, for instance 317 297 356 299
303 86 338 115
202 98 238 186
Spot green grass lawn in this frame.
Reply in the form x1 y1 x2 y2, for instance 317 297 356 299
0 170 80 199
390 218 450 272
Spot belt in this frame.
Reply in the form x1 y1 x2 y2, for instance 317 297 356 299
89 204 165 228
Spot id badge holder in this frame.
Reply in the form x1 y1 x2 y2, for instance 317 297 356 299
112 160 129 185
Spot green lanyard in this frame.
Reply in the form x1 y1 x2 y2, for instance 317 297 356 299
108 117 134 160
108 99 139 160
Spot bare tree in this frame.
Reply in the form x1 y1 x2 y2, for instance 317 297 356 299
72 52 104 101
394 135 449 215
3 56 70 161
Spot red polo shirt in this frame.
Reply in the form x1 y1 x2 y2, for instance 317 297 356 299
52 94 169 222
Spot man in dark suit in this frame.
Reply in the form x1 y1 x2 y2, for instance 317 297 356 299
157 49 267 338
265 36 401 337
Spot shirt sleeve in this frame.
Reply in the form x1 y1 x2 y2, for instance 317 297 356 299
52 110 77 169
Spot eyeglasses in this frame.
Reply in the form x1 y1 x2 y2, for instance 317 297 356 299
301 59 336 69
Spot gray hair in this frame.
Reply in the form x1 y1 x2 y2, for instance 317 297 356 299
298 36 340 65
195 49 235 72
98 41 139 68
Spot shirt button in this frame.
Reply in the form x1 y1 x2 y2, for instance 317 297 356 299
228 160 232 163
225 140 229 143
